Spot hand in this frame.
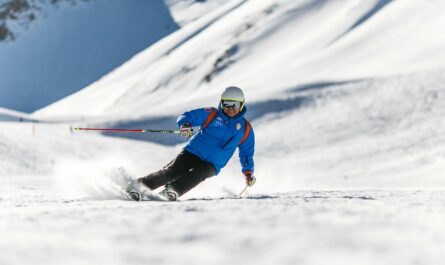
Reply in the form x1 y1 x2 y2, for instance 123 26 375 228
179 122 193 139
244 171 256 187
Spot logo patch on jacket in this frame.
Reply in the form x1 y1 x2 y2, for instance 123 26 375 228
215 117 224 126
236 123 241 130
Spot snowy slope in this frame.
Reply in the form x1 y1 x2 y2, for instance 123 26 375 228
2 190 445 265
251 68 445 190
34 0 248 118
2 0 445 190
166 0 231 26
35 0 445 117
0 0 178 112
4 69 444 195
0 107 36 122
27 0 445 189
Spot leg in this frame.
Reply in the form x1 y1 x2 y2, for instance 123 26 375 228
138 150 201 190
168 160 216 197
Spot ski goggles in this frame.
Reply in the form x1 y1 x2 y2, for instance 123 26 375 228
221 100 242 110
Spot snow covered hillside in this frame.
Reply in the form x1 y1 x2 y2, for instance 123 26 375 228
0 107 35 122
31 0 445 188
35 0 445 117
166 0 231 26
0 0 178 112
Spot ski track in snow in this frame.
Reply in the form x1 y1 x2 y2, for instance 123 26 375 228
1 190 445 265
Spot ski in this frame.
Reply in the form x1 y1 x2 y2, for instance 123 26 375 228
125 180 167 201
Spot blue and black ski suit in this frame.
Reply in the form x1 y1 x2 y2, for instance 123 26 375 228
139 106 255 197
177 105 255 175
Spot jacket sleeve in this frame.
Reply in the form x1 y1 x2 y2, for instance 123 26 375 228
238 124 255 174
177 108 213 128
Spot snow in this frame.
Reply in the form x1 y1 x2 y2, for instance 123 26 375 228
0 107 35 122
0 0 178 112
251 69 445 190
165 0 232 26
1 190 445 265
33 0 445 118
1 0 445 264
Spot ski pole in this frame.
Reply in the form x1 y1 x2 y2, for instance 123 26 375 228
74 127 180 134
239 185 249 197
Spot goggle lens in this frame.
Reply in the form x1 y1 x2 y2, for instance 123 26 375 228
221 100 241 109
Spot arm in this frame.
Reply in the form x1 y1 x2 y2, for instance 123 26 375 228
177 107 214 128
238 126 255 175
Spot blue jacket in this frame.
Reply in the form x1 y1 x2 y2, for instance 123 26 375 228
177 106 255 175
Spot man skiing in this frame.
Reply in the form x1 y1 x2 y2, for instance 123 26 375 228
129 86 255 201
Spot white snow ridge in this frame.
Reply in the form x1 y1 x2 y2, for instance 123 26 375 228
1 0 445 265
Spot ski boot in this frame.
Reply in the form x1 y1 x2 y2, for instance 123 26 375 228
159 185 179 201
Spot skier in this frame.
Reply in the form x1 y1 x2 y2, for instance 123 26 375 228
130 86 255 201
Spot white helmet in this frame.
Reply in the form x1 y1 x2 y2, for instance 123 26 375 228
221 86 245 110
221 86 244 102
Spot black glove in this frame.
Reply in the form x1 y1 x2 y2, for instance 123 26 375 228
244 171 256 187
179 122 193 139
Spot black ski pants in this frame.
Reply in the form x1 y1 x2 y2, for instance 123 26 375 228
138 150 216 197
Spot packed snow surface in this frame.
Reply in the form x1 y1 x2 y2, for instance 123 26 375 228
1 188 445 265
